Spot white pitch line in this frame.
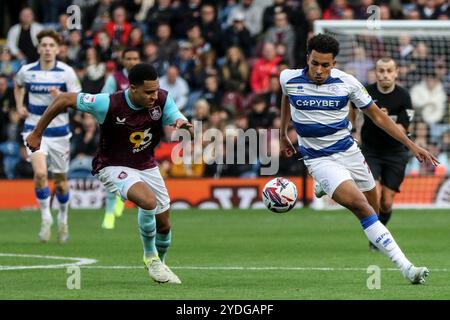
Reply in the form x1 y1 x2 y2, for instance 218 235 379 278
79 265 450 272
0 253 97 271
1 253 448 272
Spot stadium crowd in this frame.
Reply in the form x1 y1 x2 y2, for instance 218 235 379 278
0 0 449 179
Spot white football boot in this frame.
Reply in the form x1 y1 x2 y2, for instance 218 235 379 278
404 265 430 284
39 218 53 243
57 222 69 244
143 255 170 283
163 264 182 284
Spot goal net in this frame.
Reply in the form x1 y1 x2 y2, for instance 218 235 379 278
311 20 450 209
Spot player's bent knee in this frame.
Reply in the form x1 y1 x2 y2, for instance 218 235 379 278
34 171 47 183
347 197 373 216
139 196 157 211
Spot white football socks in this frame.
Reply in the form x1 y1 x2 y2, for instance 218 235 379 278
362 216 413 275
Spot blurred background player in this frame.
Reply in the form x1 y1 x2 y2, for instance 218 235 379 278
14 29 81 243
26 63 191 284
350 57 414 251
280 34 438 284
100 47 141 229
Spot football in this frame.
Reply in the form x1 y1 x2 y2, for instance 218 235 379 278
262 177 298 213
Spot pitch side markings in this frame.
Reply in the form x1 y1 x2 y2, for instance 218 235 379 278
0 253 97 270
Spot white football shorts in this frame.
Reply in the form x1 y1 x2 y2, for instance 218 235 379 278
304 142 376 197
96 166 170 214
22 133 71 174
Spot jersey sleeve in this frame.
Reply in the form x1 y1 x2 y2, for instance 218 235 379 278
15 66 25 87
65 67 82 93
347 74 373 109
279 69 290 95
397 90 414 128
76 93 110 124
162 92 187 126
101 75 117 93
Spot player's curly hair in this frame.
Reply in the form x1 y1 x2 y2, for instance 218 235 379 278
129 63 158 85
36 29 61 45
307 34 340 57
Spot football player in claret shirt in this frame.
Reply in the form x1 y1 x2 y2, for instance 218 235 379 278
26 63 191 284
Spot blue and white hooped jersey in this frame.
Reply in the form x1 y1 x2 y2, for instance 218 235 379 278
16 60 81 138
280 68 373 160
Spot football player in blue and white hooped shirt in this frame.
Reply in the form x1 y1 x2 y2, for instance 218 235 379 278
14 29 81 244
279 34 438 285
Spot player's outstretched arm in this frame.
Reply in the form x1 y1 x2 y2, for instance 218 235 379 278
280 94 296 158
362 103 439 166
26 93 78 152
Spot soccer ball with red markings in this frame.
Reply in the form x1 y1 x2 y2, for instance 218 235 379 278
262 177 298 213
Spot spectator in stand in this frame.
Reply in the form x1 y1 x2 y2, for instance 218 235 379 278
0 75 15 143
67 30 83 67
250 42 282 94
247 94 277 130
344 46 374 85
160 65 190 111
410 72 447 125
263 0 292 32
128 27 144 49
199 3 224 58
190 98 210 125
227 0 263 40
322 0 351 20
264 72 282 113
81 47 106 94
173 41 197 90
418 0 442 19
146 0 175 37
221 46 249 94
264 11 296 67
186 23 212 63
6 7 43 63
172 0 202 39
354 0 374 19
0 47 23 88
155 22 178 64
56 14 71 44
104 6 133 49
201 75 223 112
410 41 433 83
83 0 113 34
95 31 113 63
222 11 253 58
71 114 99 159
59 43 83 71
395 33 415 63
143 41 169 77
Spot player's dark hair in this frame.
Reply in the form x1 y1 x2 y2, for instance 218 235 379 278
377 56 398 67
307 34 339 57
128 63 158 85
37 29 61 45
122 47 141 59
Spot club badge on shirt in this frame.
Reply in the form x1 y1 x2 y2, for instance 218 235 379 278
149 106 162 120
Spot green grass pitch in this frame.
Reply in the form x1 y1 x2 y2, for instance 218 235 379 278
0 208 449 299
